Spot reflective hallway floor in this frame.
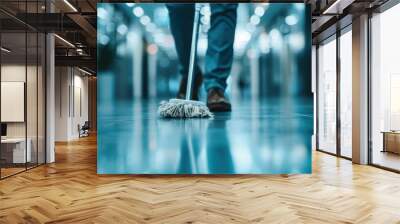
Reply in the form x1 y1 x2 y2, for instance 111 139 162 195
98 98 313 174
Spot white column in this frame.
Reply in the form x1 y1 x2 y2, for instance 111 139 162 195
249 49 259 100
130 28 143 99
312 45 317 150
45 0 56 163
352 14 369 164
46 33 55 163
148 53 157 98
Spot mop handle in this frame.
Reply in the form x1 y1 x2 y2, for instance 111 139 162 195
185 3 202 100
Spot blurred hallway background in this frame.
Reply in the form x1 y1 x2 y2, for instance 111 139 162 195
96 3 313 174
97 3 311 103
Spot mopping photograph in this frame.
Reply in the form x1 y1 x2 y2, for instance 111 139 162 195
97 3 313 174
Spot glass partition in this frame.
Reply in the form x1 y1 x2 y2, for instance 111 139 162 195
38 32 45 165
1 30 28 177
0 1 46 179
317 36 337 154
371 3 400 171
339 28 352 158
27 30 38 169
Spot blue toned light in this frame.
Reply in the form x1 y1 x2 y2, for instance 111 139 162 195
289 32 305 52
117 24 128 35
255 6 265 17
133 6 144 17
97 3 313 175
98 7 108 19
294 3 305 11
140 15 151 26
285 15 298 26
250 15 261 26
258 32 270 54
99 34 109 45
269 28 283 49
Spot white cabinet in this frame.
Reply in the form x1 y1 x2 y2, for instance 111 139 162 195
1 138 32 163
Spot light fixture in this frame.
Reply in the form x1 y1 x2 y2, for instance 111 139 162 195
117 24 128 35
147 44 158 55
250 15 260 26
63 0 78 12
322 0 349 15
76 48 84 55
54 34 75 48
98 7 108 19
285 15 298 26
1 47 11 53
140 16 151 26
133 7 144 17
254 6 265 17
78 67 93 76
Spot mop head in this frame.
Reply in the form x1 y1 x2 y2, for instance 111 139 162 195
158 99 213 118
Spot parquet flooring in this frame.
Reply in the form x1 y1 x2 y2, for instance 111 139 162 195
0 167 26 178
1 135 400 223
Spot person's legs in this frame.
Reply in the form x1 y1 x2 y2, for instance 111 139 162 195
204 3 238 92
166 4 203 100
204 3 237 111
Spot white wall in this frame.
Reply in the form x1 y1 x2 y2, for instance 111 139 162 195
55 67 89 141
1 65 26 133
55 66 69 141
1 65 26 81
1 63 46 164
1 82 25 122
72 73 89 138
312 45 316 150
1 65 26 142
1 65 39 138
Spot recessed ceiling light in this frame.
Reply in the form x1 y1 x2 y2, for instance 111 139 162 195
63 0 78 12
54 34 75 48
1 47 11 53
78 67 93 76
323 0 345 14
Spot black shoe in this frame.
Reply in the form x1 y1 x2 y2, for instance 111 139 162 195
177 72 203 101
207 88 231 112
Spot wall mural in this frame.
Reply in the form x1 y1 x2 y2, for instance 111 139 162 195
97 3 313 174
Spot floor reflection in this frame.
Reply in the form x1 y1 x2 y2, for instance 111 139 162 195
98 98 313 174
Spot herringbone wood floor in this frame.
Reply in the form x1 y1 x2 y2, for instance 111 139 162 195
1 135 400 224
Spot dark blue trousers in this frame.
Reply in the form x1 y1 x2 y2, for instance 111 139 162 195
167 3 238 92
